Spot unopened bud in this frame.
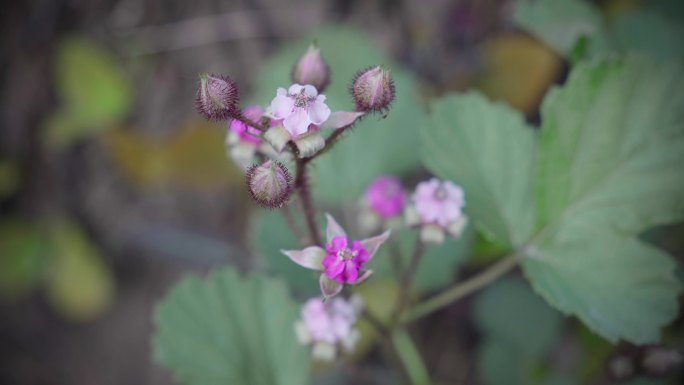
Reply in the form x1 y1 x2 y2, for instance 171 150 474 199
292 44 330 92
195 73 239 121
246 160 293 208
350 65 395 113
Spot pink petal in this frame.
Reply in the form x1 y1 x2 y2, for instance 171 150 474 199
360 230 391 262
350 241 369 264
327 236 348 254
283 108 312 137
342 261 358 283
308 96 331 125
325 213 347 244
320 274 343 298
324 257 345 279
281 247 326 270
270 92 294 119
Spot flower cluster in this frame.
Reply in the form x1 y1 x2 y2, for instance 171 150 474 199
195 44 395 209
359 176 468 244
294 295 363 361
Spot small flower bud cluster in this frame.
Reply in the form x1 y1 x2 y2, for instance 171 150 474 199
294 295 363 361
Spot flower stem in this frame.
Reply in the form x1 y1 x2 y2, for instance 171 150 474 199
391 328 431 385
232 114 268 132
294 156 322 246
392 239 424 322
401 252 521 324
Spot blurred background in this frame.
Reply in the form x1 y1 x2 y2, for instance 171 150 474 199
1 0 683 384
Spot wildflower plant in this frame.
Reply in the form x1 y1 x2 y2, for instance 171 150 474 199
153 26 684 385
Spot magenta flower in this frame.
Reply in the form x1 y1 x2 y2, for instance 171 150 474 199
294 295 363 361
406 178 468 244
282 214 390 298
270 84 331 137
228 105 263 145
364 176 406 219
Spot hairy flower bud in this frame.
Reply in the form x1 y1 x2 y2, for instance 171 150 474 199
292 43 330 92
350 65 395 113
245 160 293 208
195 73 239 121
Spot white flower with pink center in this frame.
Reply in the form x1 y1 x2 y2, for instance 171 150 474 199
271 84 331 137
406 178 468 244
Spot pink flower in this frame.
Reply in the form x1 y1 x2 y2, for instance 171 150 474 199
228 106 263 145
364 176 406 219
406 178 468 244
282 214 390 298
413 178 464 226
270 84 331 138
294 295 363 361
323 236 369 284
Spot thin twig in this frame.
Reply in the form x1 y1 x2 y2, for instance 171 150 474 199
392 239 424 322
401 252 521 324
294 152 322 246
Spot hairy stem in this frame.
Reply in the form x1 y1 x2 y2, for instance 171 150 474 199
401 252 521 324
231 114 268 132
294 156 322 246
391 328 431 385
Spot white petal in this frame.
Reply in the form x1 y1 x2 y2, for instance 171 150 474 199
281 246 326 270
302 84 318 97
283 108 312 137
325 213 347 243
360 230 391 261
308 96 331 125
270 93 294 119
446 215 469 239
288 84 304 94
294 132 325 158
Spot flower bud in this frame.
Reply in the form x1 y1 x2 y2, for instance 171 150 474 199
245 160 293 208
350 65 395 113
292 43 330 92
195 73 239 121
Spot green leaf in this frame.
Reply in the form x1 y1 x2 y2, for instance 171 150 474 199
250 210 319 295
612 9 684 60
421 91 537 248
535 56 684 235
528 55 684 344
512 0 607 58
474 276 563 359
252 26 425 203
46 37 131 146
153 268 311 385
475 277 564 385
